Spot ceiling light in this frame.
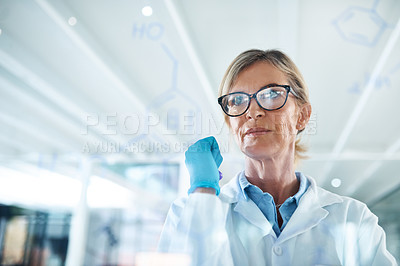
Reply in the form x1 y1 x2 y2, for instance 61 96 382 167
142 6 153 16
0 29 2 35
331 178 342 188
68 16 77 26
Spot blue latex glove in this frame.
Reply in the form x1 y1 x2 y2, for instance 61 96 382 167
185 136 223 195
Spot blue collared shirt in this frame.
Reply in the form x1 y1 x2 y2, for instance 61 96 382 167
238 171 310 237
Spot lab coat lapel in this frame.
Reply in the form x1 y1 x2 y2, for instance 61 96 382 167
278 200 328 244
220 172 274 237
277 176 342 244
233 199 274 236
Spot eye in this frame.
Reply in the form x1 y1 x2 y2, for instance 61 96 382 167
269 89 281 98
231 95 246 105
260 88 284 100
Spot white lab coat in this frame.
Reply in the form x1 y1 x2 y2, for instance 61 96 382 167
158 172 397 266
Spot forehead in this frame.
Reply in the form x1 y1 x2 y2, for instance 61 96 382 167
230 62 288 93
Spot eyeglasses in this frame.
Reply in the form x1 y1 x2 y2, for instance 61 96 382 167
217 84 298 117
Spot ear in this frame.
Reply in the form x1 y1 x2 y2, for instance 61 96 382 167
296 103 312 131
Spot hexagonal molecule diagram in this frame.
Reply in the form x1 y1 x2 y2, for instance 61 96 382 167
333 6 387 47
129 21 202 159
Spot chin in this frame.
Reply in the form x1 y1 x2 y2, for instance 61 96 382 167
241 143 276 160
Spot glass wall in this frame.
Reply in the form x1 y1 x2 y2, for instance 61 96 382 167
0 157 181 265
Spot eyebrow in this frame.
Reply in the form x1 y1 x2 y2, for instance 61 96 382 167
261 83 280 88
230 83 281 93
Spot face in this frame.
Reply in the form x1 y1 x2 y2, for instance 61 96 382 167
228 61 309 160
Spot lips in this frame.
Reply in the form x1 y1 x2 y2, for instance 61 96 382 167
244 127 271 137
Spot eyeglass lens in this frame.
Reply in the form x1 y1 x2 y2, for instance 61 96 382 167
220 86 288 116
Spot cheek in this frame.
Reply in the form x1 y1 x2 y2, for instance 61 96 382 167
229 118 242 142
269 112 298 135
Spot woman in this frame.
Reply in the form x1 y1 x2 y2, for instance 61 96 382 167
158 49 397 265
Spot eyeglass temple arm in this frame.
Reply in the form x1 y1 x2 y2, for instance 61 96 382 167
289 87 300 98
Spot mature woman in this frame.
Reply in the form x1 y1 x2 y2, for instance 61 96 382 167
158 49 397 265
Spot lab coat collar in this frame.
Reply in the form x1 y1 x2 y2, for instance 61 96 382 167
220 171 343 208
219 171 344 242
233 196 275 236
277 176 343 244
220 171 275 236
219 171 246 203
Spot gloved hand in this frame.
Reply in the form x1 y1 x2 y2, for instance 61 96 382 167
185 136 223 195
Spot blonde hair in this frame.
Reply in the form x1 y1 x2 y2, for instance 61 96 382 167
218 49 310 164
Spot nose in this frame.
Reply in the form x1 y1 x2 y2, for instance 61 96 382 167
245 98 265 120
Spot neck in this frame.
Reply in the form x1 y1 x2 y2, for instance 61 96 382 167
244 150 299 205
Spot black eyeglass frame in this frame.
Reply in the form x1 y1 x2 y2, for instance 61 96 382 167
217 84 297 117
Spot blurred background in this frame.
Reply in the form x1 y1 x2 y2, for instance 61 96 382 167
0 0 399 265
